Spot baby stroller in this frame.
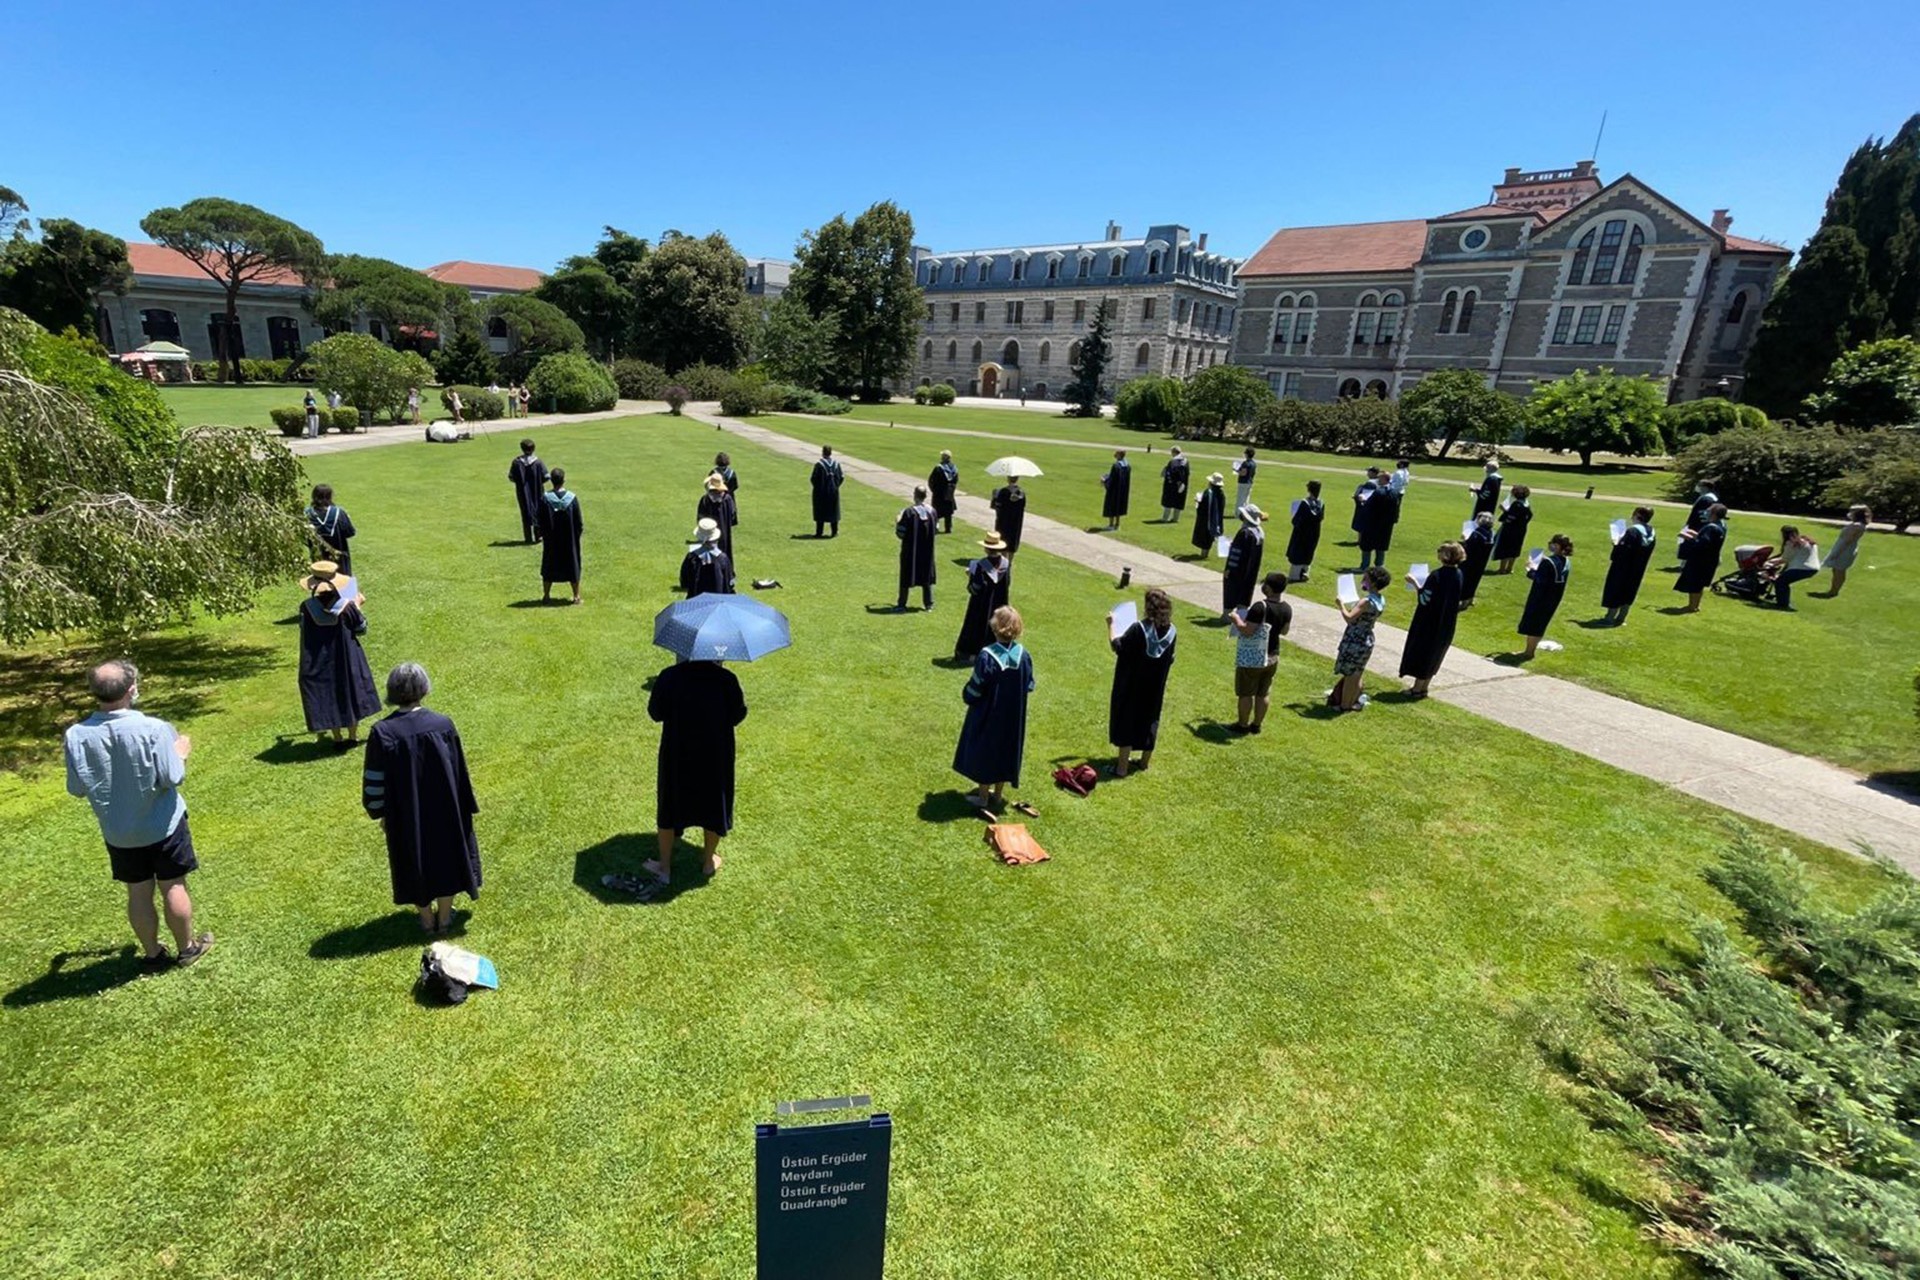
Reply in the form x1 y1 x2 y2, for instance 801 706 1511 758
1712 544 1775 601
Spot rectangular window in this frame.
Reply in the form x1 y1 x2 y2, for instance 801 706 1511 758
1377 311 1400 343
1077 258 1091 279
1353 312 1377 345
1012 259 1026 282
949 302 960 323
1142 298 1156 320
1047 258 1059 280
1012 301 1024 323
1043 300 1055 322
1282 371 1301 398
1600 304 1626 345
1551 307 1574 344
974 302 986 324
1074 299 1087 323
1272 315 1292 349
926 304 934 323
1177 298 1189 322
1573 305 1603 344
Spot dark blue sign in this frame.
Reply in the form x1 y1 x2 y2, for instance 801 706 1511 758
755 1113 891 1279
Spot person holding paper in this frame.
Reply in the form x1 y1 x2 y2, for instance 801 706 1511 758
1191 472 1226 559
305 484 358 575
507 439 548 544
1820 505 1870 596
697 472 739 565
954 534 1013 659
1331 565 1391 712
680 518 736 598
1234 448 1258 510
1601 506 1657 625
1469 460 1502 516
1349 467 1381 535
1357 470 1397 569
810 445 844 538
1159 447 1190 521
362 662 483 936
1101 449 1132 530
1459 513 1496 607
1673 504 1728 612
895 485 939 611
1285 480 1325 581
928 450 960 534
1399 542 1465 696
538 467 585 605
1229 572 1291 734
1684 479 1719 534
298 562 380 748
1108 588 1177 773
1221 505 1267 618
1493 485 1533 573
1517 534 1574 658
953 606 1036 814
990 477 1027 555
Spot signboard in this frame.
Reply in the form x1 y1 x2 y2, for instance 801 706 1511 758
756 1112 891 1279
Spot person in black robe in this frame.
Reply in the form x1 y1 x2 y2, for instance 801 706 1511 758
538 467 584 604
1191 472 1225 558
953 606 1034 812
954 535 1012 659
1108 588 1177 776
713 452 739 501
1159 448 1189 521
1518 534 1573 659
697 473 739 564
1221 506 1267 617
1350 468 1382 535
1469 461 1502 517
990 480 1027 554
1684 481 1719 533
645 657 747 883
811 445 844 537
928 451 959 533
297 569 380 745
1674 504 1728 612
1286 480 1325 581
680 519 736 597
1101 450 1132 530
1602 506 1657 625
1493 485 1533 572
895 486 938 610
507 439 548 544
1357 474 1396 568
1398 542 1464 695
306 484 358 574
361 662 481 934
1459 513 1496 606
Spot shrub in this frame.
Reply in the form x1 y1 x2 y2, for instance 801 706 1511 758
1806 335 1920 428
331 405 362 432
190 360 221 383
911 385 931 405
1116 375 1184 430
1523 368 1666 466
1822 459 1920 531
673 362 729 401
1175 365 1273 438
1665 425 1907 513
928 382 956 406
441 385 506 421
267 406 336 435
664 385 688 415
18 326 181 460
527 352 617 414
611 358 669 400
306 334 429 424
237 357 293 383
1661 397 1766 451
790 388 851 416
719 370 772 417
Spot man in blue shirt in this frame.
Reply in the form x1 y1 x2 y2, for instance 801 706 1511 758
63 660 213 971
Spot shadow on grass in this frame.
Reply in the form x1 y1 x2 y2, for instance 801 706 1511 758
270 612 301 626
309 910 466 959
917 791 992 824
489 539 534 548
2 944 144 1007
1184 720 1239 744
930 655 973 671
506 598 566 609
1573 617 1620 630
572 833 716 905
255 736 358 765
865 603 930 615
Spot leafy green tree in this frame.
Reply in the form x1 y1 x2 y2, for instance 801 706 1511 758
1062 301 1114 418
755 291 838 389
18 326 175 459
1821 461 1920 531
526 352 618 413
433 326 496 387
629 231 750 373
1398 367 1522 456
309 255 448 350
1746 226 1873 416
788 202 924 397
0 185 27 240
486 294 586 381
306 333 434 423
1115 375 1184 429
1175 365 1273 436
1523 369 1667 467
140 199 324 384
534 260 631 360
1806 335 1920 427
0 214 133 335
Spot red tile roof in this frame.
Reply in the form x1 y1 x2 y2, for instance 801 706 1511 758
1724 233 1791 256
1433 203 1542 222
125 241 306 285
1240 219 1428 278
423 260 544 292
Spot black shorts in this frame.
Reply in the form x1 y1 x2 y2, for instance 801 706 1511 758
107 814 199 884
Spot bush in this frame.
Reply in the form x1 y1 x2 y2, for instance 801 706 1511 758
1116 375 1184 430
1665 425 1912 514
719 370 772 417
18 326 181 460
1523 368 1666 467
1175 365 1273 438
611 358 669 400
306 333 431 424
664 385 688 415
1661 398 1767 451
1400 367 1524 455
191 360 221 383
1806 335 1920 428
236 357 293 383
331 405 362 432
790 388 851 416
267 406 336 436
527 352 617 414
673 362 730 401
1246 397 1424 457
1822 459 1920 531
441 385 506 421
911 385 931 405
928 382 956 406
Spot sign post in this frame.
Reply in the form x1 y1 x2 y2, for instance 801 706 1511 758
756 1097 891 1279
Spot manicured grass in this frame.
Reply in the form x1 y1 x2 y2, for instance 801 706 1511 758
160 382 319 430
763 412 1920 781
0 415 1893 1278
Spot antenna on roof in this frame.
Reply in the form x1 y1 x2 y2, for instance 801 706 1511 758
1591 110 1609 164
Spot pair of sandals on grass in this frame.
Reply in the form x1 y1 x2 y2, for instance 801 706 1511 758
967 792 1039 819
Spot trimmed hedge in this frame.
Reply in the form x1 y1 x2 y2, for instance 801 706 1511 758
719 372 854 418
1248 396 1428 457
527 352 618 414
441 386 507 421
269 405 336 436
672 362 730 401
1664 424 1920 515
611 358 669 400
928 382 956 406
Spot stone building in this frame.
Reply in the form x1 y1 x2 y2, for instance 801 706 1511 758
744 258 791 300
910 223 1241 400
1230 162 1790 404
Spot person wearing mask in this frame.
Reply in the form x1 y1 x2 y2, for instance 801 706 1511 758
679 518 736 598
296 563 380 748
1601 507 1656 625
954 534 1013 659
1398 542 1464 696
1674 503 1728 612
1459 512 1496 607
646 649 749 884
1234 447 1258 510
697 472 740 564
1228 572 1291 735
1221 505 1267 619
1286 480 1325 582
1191 472 1226 560
1517 534 1573 659
928 451 959 534
1468 459 1502 516
1493 485 1533 574
1331 566 1391 712
990 475 1027 554
362 663 482 936
305 483 358 575
1158 447 1190 522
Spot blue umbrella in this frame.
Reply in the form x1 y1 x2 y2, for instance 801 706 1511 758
652 595 792 662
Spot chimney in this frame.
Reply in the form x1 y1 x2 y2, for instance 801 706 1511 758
1197 232 1208 251
1711 209 1732 234
1503 167 1523 184
1105 221 1121 241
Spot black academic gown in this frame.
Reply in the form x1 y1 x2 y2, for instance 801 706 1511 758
1602 524 1656 608
365 708 482 907
538 490 583 583
1109 622 1176 751
1160 458 1189 510
509 455 548 540
896 503 938 593
1472 472 1503 517
928 463 959 521
1460 525 1496 603
1103 460 1132 519
1518 554 1570 636
1286 497 1324 568
990 485 1027 553
954 555 1012 659
679 545 735 597
650 661 747 836
811 459 844 526
1358 484 1396 554
1398 565 1462 679
719 465 739 496
953 643 1034 786
1685 492 1718 533
1350 481 1375 534
1675 521 1726 593
297 597 380 732
306 505 357 574
697 490 738 563
1222 526 1265 614
1191 484 1225 553
1493 501 1532 561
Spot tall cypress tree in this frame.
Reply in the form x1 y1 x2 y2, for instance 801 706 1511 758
1063 300 1113 418
1744 226 1872 416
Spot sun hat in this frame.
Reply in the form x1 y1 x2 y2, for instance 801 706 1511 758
981 533 1008 552
704 472 728 492
1238 504 1267 523
301 560 339 592
1208 471 1225 485
693 517 723 544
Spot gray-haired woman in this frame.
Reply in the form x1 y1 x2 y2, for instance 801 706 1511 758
362 664 483 934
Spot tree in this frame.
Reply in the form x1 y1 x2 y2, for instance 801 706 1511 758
433 326 497 387
486 294 585 381
1746 226 1873 416
140 199 324 384
305 333 434 423
787 202 924 397
309 255 448 351
1115 375 1184 430
1175 365 1274 436
1062 300 1114 417
1523 368 1667 467
0 214 133 335
1399 368 1523 456
1806 336 1920 427
755 291 839 388
0 307 307 643
533 260 632 361
0 185 27 241
628 231 750 373
18 326 175 459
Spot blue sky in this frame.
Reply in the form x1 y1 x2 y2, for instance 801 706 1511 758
8 0 1915 270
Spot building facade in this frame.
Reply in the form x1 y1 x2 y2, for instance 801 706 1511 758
910 223 1240 400
1230 162 1790 404
744 258 791 301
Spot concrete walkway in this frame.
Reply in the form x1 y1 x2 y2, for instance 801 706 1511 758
285 401 666 458
692 408 1920 875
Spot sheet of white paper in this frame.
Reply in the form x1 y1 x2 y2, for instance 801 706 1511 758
1408 563 1429 589
1528 549 1544 570
1290 499 1301 516
1109 600 1137 640
1501 497 1511 511
327 576 359 615
1461 520 1476 539
1216 535 1233 558
1609 518 1627 545
1336 573 1360 605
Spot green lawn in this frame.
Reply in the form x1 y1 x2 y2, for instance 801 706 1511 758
764 412 1920 781
160 382 462 432
0 414 1895 1278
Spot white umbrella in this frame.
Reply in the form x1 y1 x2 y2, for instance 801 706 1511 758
986 456 1043 478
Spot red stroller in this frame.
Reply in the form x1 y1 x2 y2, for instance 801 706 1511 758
1711 544 1775 601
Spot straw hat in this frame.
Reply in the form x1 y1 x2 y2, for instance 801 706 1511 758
704 472 729 492
693 517 723 544
1208 472 1225 485
981 533 1008 552
301 560 339 592
1238 504 1267 524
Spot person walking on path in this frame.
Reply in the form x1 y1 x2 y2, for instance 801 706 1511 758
407 386 421 425
362 663 482 936
1229 571 1291 734
646 655 748 884
697 472 739 565
1234 448 1258 510
1107 587 1177 775
680 519 736 598
1493 485 1533 574
954 535 1013 659
1101 449 1132 531
303 389 321 439
928 450 959 533
1399 542 1464 697
507 439 548 545
1331 565 1390 713
1460 512 1496 607
954 606 1036 815
1767 526 1821 610
1517 534 1573 659
1820 505 1870 597
811 445 844 538
1159 447 1189 521
1286 480 1325 581
538 467 584 605
297 563 380 748
1674 503 1728 613
305 484 358 575
1469 460 1502 517
63 660 213 971
1222 505 1267 618
1191 472 1225 560
990 476 1028 555
895 485 938 611
1601 507 1657 625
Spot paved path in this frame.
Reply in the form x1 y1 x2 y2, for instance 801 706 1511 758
692 408 1920 874
285 402 666 458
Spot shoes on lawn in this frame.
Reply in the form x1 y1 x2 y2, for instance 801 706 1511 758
176 933 214 967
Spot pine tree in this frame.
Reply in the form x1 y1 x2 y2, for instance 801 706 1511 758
1063 300 1113 418
1745 226 1871 416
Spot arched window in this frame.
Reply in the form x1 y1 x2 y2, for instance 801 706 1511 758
1148 250 1162 274
1438 290 1459 334
95 305 116 351
1569 228 1595 285
140 308 180 343
1726 291 1749 325
1365 379 1388 399
1033 382 1048 398
1109 253 1126 276
1077 255 1092 279
1012 257 1026 282
947 340 957 360
1039 341 1051 364
1338 378 1362 400
1617 226 1645 285
1455 290 1477 334
1589 219 1627 284
207 312 245 360
971 340 983 363
487 316 509 339
1068 340 1083 368
1135 342 1150 368
977 260 992 283
1377 292 1403 344
927 262 940 284
1003 340 1020 366
923 340 933 359
1046 257 1060 281
1353 292 1380 345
